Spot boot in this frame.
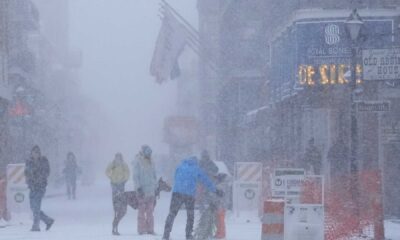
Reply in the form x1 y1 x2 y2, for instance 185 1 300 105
31 225 40 232
46 218 54 231
186 234 194 240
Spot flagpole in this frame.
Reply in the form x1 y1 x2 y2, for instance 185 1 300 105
161 0 200 36
160 3 202 49
160 0 218 73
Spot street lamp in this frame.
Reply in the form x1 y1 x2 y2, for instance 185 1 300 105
346 9 364 43
345 8 364 222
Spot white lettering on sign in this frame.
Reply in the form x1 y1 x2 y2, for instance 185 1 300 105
287 178 304 189
362 48 400 81
325 24 341 45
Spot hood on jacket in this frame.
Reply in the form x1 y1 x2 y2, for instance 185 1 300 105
181 156 198 167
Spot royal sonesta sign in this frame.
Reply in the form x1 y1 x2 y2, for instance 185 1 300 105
269 17 394 100
296 20 392 86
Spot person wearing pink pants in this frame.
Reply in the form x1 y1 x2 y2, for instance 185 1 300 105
137 195 156 233
133 145 157 235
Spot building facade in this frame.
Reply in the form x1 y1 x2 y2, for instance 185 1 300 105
0 0 85 184
197 0 400 216
197 0 268 170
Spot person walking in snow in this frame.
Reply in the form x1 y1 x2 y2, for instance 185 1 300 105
106 153 130 210
62 152 80 200
25 145 55 232
132 145 157 235
162 156 222 240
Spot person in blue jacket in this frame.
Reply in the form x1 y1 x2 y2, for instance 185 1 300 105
162 156 222 240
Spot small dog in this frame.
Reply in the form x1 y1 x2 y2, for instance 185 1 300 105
112 177 171 235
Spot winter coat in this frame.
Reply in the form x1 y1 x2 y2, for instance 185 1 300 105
215 174 231 209
304 145 322 174
132 154 157 197
199 158 218 179
25 157 50 191
63 159 79 180
173 157 216 197
106 160 130 184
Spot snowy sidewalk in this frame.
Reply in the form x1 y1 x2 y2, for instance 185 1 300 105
0 182 261 240
0 181 398 240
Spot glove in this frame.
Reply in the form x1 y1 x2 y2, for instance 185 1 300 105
216 189 224 197
137 187 144 198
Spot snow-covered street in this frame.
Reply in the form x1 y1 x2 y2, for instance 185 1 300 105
1 181 399 240
0 181 262 240
0 1 400 240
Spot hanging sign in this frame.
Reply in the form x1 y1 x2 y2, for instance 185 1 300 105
362 48 400 81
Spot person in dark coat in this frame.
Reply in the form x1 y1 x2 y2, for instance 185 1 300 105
162 156 222 240
25 145 54 232
199 150 218 178
197 150 218 210
328 138 349 178
303 138 322 174
62 152 79 200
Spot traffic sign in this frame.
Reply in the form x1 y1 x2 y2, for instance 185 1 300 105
272 168 305 202
244 189 255 200
233 181 261 212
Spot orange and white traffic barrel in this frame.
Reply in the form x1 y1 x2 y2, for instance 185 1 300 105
215 208 226 239
261 199 284 240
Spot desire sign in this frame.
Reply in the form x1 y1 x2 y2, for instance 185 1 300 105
298 64 362 86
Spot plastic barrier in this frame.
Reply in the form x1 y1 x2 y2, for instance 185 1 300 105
261 199 284 240
301 170 384 240
6 164 29 215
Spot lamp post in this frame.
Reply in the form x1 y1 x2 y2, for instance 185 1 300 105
345 8 363 224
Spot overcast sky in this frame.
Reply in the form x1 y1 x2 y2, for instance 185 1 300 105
69 0 197 158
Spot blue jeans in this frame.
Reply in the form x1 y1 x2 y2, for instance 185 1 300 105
29 188 52 227
163 192 195 239
111 182 125 210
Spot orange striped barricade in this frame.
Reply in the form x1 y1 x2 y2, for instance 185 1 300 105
233 162 263 218
6 164 29 218
261 199 284 240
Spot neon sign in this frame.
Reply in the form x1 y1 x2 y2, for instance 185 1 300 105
298 64 362 86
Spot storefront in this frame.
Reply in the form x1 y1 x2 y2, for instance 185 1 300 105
265 9 400 216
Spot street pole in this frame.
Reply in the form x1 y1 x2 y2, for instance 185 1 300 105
346 8 363 228
349 44 360 220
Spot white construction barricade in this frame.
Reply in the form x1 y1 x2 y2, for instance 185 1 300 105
6 164 29 216
284 175 325 240
269 168 325 240
233 162 262 217
284 204 324 240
